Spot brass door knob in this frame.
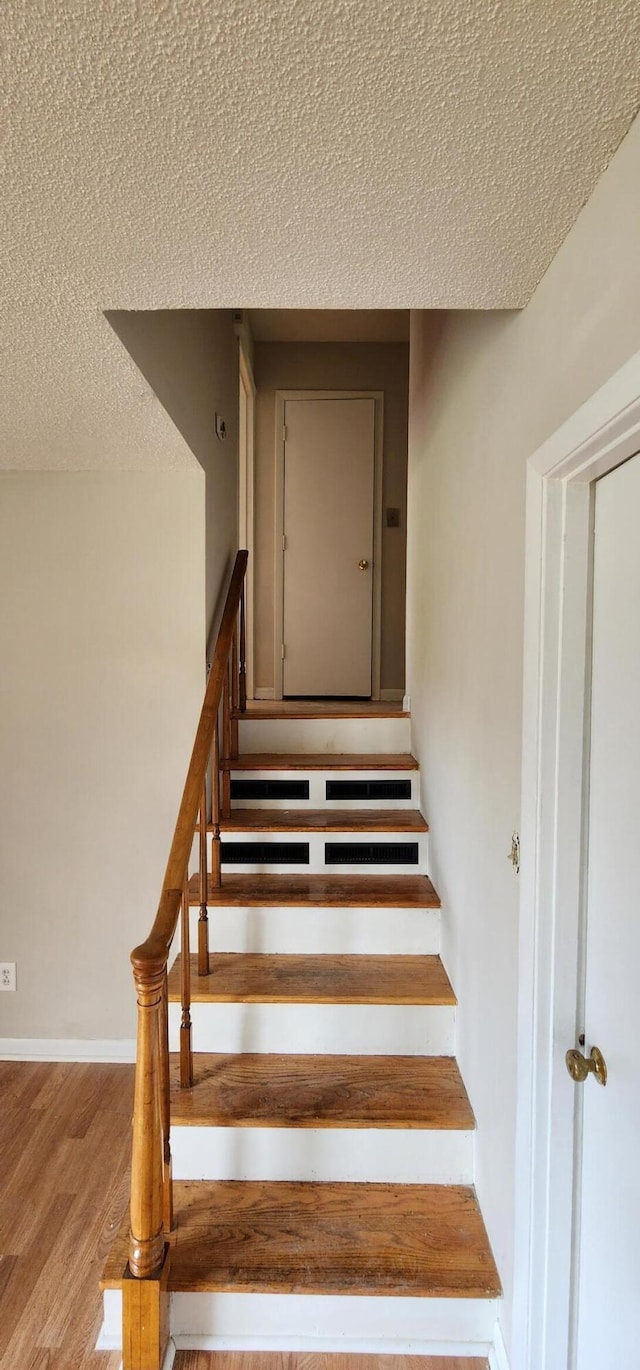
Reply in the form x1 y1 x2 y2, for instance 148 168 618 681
358 559 370 571
565 1045 607 1086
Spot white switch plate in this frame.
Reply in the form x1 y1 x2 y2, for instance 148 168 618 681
0 963 16 991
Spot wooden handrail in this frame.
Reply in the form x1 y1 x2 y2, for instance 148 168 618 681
127 549 248 1282
131 550 248 972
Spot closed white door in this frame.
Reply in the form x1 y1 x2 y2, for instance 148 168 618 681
282 397 375 696
573 451 640 1367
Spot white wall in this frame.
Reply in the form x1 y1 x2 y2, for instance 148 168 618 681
0 472 204 1042
106 309 239 649
406 112 640 1354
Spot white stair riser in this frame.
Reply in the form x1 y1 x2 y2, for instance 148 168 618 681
214 832 428 876
100 1289 499 1353
189 831 429 877
186 905 440 955
238 716 411 755
230 770 417 809
171 1125 473 1184
169 1002 455 1055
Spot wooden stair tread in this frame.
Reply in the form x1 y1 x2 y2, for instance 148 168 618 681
226 752 418 771
101 1179 501 1297
235 699 408 718
219 808 428 832
168 953 455 1005
170 1053 474 1129
187 872 439 907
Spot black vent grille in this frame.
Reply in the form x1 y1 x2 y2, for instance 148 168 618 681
231 779 310 801
326 779 412 801
222 841 310 865
325 841 419 865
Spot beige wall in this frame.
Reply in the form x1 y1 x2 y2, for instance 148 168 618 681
406 112 640 1354
0 472 204 1042
253 342 409 694
106 309 239 651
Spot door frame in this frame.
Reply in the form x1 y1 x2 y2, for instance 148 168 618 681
513 347 640 1370
273 389 384 700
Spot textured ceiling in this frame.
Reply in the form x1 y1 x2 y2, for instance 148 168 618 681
249 310 410 343
1 1 639 469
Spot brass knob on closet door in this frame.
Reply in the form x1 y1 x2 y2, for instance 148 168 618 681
358 559 370 571
565 1045 608 1086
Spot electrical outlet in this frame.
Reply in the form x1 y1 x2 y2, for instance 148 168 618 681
0 963 16 991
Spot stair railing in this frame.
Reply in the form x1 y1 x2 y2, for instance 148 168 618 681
127 550 248 1282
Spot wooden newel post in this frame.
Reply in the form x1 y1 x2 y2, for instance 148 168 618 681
158 970 173 1234
128 959 166 1280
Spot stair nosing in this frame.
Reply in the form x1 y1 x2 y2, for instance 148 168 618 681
215 808 429 833
225 752 419 771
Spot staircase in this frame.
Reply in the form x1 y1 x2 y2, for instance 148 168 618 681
100 694 501 1365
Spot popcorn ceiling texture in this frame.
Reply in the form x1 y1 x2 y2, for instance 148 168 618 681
1 0 639 469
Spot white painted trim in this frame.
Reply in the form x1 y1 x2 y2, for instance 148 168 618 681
514 347 640 1370
489 1320 510 1370
174 1335 493 1356
254 686 276 699
238 338 256 699
170 1289 499 1346
380 687 405 701
273 390 384 701
0 1038 136 1062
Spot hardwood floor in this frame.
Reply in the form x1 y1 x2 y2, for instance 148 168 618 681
0 1061 133 1370
175 1356 487 1370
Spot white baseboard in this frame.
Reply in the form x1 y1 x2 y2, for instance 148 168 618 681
174 1335 493 1355
380 688 405 702
0 1038 136 1062
403 693 411 712
489 1320 510 1370
254 687 276 699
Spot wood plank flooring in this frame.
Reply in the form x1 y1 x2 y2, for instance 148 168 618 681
0 1061 133 1370
226 753 418 771
168 953 455 1005
219 808 428 832
176 1355 487 1370
169 1053 474 1129
187 872 440 907
102 1179 501 1297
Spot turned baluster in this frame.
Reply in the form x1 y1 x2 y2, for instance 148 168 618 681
179 878 193 1088
129 958 166 1278
239 581 247 713
157 968 173 1233
197 787 209 975
221 663 232 819
211 723 222 887
231 620 239 756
